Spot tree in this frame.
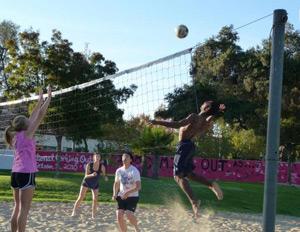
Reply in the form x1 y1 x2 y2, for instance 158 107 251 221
279 24 300 157
3 26 137 152
111 114 152 177
58 80 136 151
133 126 174 179
4 29 44 98
194 119 232 159
0 20 19 95
229 128 265 160
40 30 137 150
156 24 300 159
155 83 217 120
157 25 264 131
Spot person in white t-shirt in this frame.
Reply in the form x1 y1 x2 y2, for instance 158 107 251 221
112 152 141 232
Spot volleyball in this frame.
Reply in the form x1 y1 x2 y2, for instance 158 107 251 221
175 24 189 39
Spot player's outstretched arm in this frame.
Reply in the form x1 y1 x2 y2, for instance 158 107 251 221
148 113 197 129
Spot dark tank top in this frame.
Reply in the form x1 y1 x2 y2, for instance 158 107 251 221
82 162 101 189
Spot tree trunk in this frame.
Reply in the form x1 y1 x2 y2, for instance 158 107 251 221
286 143 295 185
72 141 76 151
287 148 294 185
83 138 88 152
152 154 159 179
141 155 148 177
287 156 292 185
55 135 62 177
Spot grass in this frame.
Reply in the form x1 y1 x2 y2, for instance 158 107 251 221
0 170 299 217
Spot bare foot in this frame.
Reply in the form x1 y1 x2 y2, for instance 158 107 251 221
71 211 76 217
209 182 223 200
192 200 200 218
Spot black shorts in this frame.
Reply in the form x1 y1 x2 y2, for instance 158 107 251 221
11 172 36 190
116 196 139 213
173 140 196 177
82 181 99 190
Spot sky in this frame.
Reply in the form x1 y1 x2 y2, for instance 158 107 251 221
0 0 299 71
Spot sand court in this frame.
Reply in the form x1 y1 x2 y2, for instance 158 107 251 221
0 202 299 232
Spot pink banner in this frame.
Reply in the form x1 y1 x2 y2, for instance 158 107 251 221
36 151 300 185
193 159 285 183
36 151 93 172
291 163 300 185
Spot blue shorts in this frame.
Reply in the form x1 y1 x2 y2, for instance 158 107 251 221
173 140 196 177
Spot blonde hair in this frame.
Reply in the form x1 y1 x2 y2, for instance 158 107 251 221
4 115 28 146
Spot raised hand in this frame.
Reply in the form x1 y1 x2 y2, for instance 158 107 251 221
47 85 52 98
219 104 226 112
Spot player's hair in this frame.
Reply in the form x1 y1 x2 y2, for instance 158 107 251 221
124 151 134 163
202 100 224 117
4 115 28 146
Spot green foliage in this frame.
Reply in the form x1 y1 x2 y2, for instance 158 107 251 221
132 125 174 178
5 29 44 98
229 128 265 160
156 23 300 158
195 120 232 159
132 126 174 156
1 23 137 146
194 119 265 160
0 20 19 93
155 83 217 120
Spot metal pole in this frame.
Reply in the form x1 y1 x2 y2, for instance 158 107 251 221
263 9 287 232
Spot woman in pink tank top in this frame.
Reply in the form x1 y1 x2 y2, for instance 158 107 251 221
4 86 52 232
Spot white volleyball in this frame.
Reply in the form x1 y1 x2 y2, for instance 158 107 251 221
175 24 189 39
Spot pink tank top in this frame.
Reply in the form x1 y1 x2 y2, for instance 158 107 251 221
12 131 37 173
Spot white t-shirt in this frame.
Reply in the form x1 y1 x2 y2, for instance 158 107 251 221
115 165 141 197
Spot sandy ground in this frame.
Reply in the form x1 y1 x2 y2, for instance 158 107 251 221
0 202 299 232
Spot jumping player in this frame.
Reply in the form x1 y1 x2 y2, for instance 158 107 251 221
149 100 225 217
